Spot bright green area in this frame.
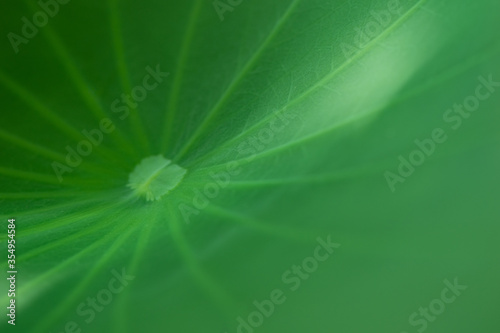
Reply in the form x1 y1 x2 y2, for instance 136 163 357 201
0 0 499 332
127 155 187 201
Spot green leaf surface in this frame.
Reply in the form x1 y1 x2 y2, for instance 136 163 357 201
0 0 499 332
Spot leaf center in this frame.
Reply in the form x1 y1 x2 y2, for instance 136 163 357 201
127 155 187 201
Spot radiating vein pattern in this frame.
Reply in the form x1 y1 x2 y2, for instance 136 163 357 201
1 0 499 332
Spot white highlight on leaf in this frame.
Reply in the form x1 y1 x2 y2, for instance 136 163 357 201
127 155 187 201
